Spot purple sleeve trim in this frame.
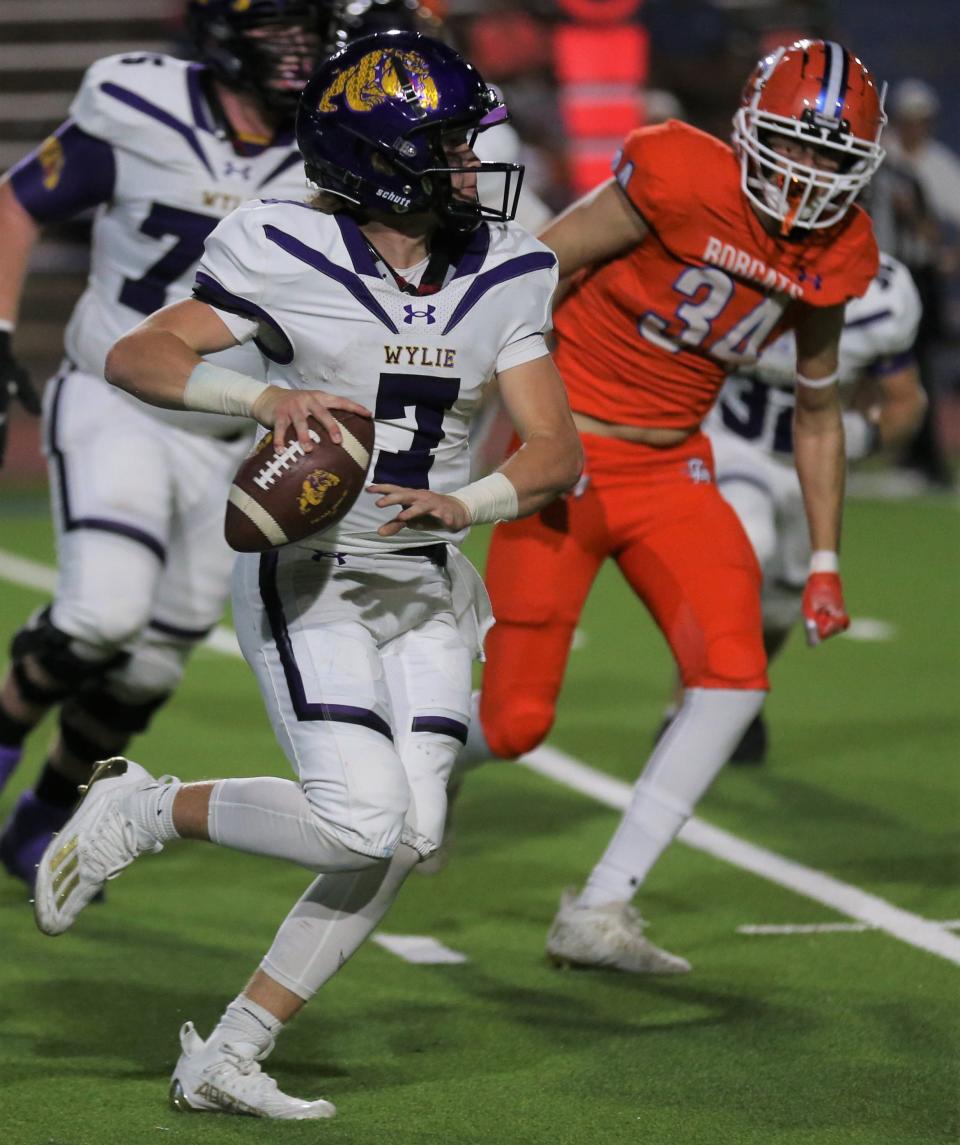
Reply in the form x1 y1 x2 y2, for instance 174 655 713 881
9 121 116 224
100 81 214 177
193 270 295 364
263 223 399 333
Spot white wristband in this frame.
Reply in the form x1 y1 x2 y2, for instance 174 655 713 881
183 361 269 418
448 472 519 525
796 369 839 389
0 319 14 334
842 409 879 461
810 550 840 574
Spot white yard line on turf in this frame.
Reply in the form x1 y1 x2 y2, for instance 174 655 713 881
373 934 468 964
521 746 960 966
2 547 957 967
739 920 960 936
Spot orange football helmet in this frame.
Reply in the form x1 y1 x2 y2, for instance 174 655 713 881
732 39 886 232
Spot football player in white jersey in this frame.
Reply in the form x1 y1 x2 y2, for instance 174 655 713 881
0 2 341 883
702 251 925 761
33 32 582 1120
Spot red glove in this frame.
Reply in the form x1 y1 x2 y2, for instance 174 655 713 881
802 572 850 646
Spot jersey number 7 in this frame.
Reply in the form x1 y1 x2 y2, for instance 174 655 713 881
119 202 219 316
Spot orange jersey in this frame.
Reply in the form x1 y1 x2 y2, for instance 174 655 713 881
553 120 879 428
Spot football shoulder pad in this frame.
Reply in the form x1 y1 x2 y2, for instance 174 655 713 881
69 53 198 156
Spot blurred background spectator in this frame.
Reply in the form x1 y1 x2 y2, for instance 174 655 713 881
1 0 957 489
870 78 960 488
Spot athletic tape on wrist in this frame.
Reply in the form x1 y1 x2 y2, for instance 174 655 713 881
183 361 269 418
809 550 840 574
448 472 519 525
0 319 15 335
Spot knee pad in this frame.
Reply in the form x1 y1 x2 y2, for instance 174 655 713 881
10 607 128 705
109 639 193 699
694 634 768 691
58 687 172 765
481 692 554 760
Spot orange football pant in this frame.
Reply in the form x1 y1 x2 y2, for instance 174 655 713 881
480 431 769 760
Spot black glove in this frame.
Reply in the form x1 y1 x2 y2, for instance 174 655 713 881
0 329 41 468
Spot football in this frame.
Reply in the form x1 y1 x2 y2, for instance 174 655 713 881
224 411 375 552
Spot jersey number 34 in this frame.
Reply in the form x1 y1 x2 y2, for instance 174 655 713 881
638 266 784 365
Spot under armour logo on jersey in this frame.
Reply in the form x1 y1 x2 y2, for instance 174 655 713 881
223 162 252 181
797 268 823 290
403 304 436 325
687 458 712 484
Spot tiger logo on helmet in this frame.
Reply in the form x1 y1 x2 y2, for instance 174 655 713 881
296 30 523 230
317 48 439 115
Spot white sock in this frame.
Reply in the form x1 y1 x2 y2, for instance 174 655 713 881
207 776 378 871
261 843 420 1000
124 780 181 846
578 688 765 908
208 995 283 1057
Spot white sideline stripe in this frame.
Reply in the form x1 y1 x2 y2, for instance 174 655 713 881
0 551 56 594
0 549 240 657
520 745 960 967
739 920 960 936
1 547 956 967
373 933 468 964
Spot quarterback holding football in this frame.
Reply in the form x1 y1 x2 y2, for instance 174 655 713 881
34 31 581 1120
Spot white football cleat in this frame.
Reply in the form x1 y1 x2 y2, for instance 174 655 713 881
33 756 165 936
545 887 692 975
170 1022 336 1121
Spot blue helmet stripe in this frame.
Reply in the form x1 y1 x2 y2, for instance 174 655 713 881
815 41 849 121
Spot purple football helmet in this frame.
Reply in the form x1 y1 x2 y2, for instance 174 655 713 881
186 0 336 117
295 30 523 229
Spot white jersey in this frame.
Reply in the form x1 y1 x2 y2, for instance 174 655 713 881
198 201 557 552
707 253 922 457
60 53 309 436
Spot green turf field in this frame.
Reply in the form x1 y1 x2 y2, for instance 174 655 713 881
0 485 957 1145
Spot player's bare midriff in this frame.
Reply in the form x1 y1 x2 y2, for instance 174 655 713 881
571 411 697 447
